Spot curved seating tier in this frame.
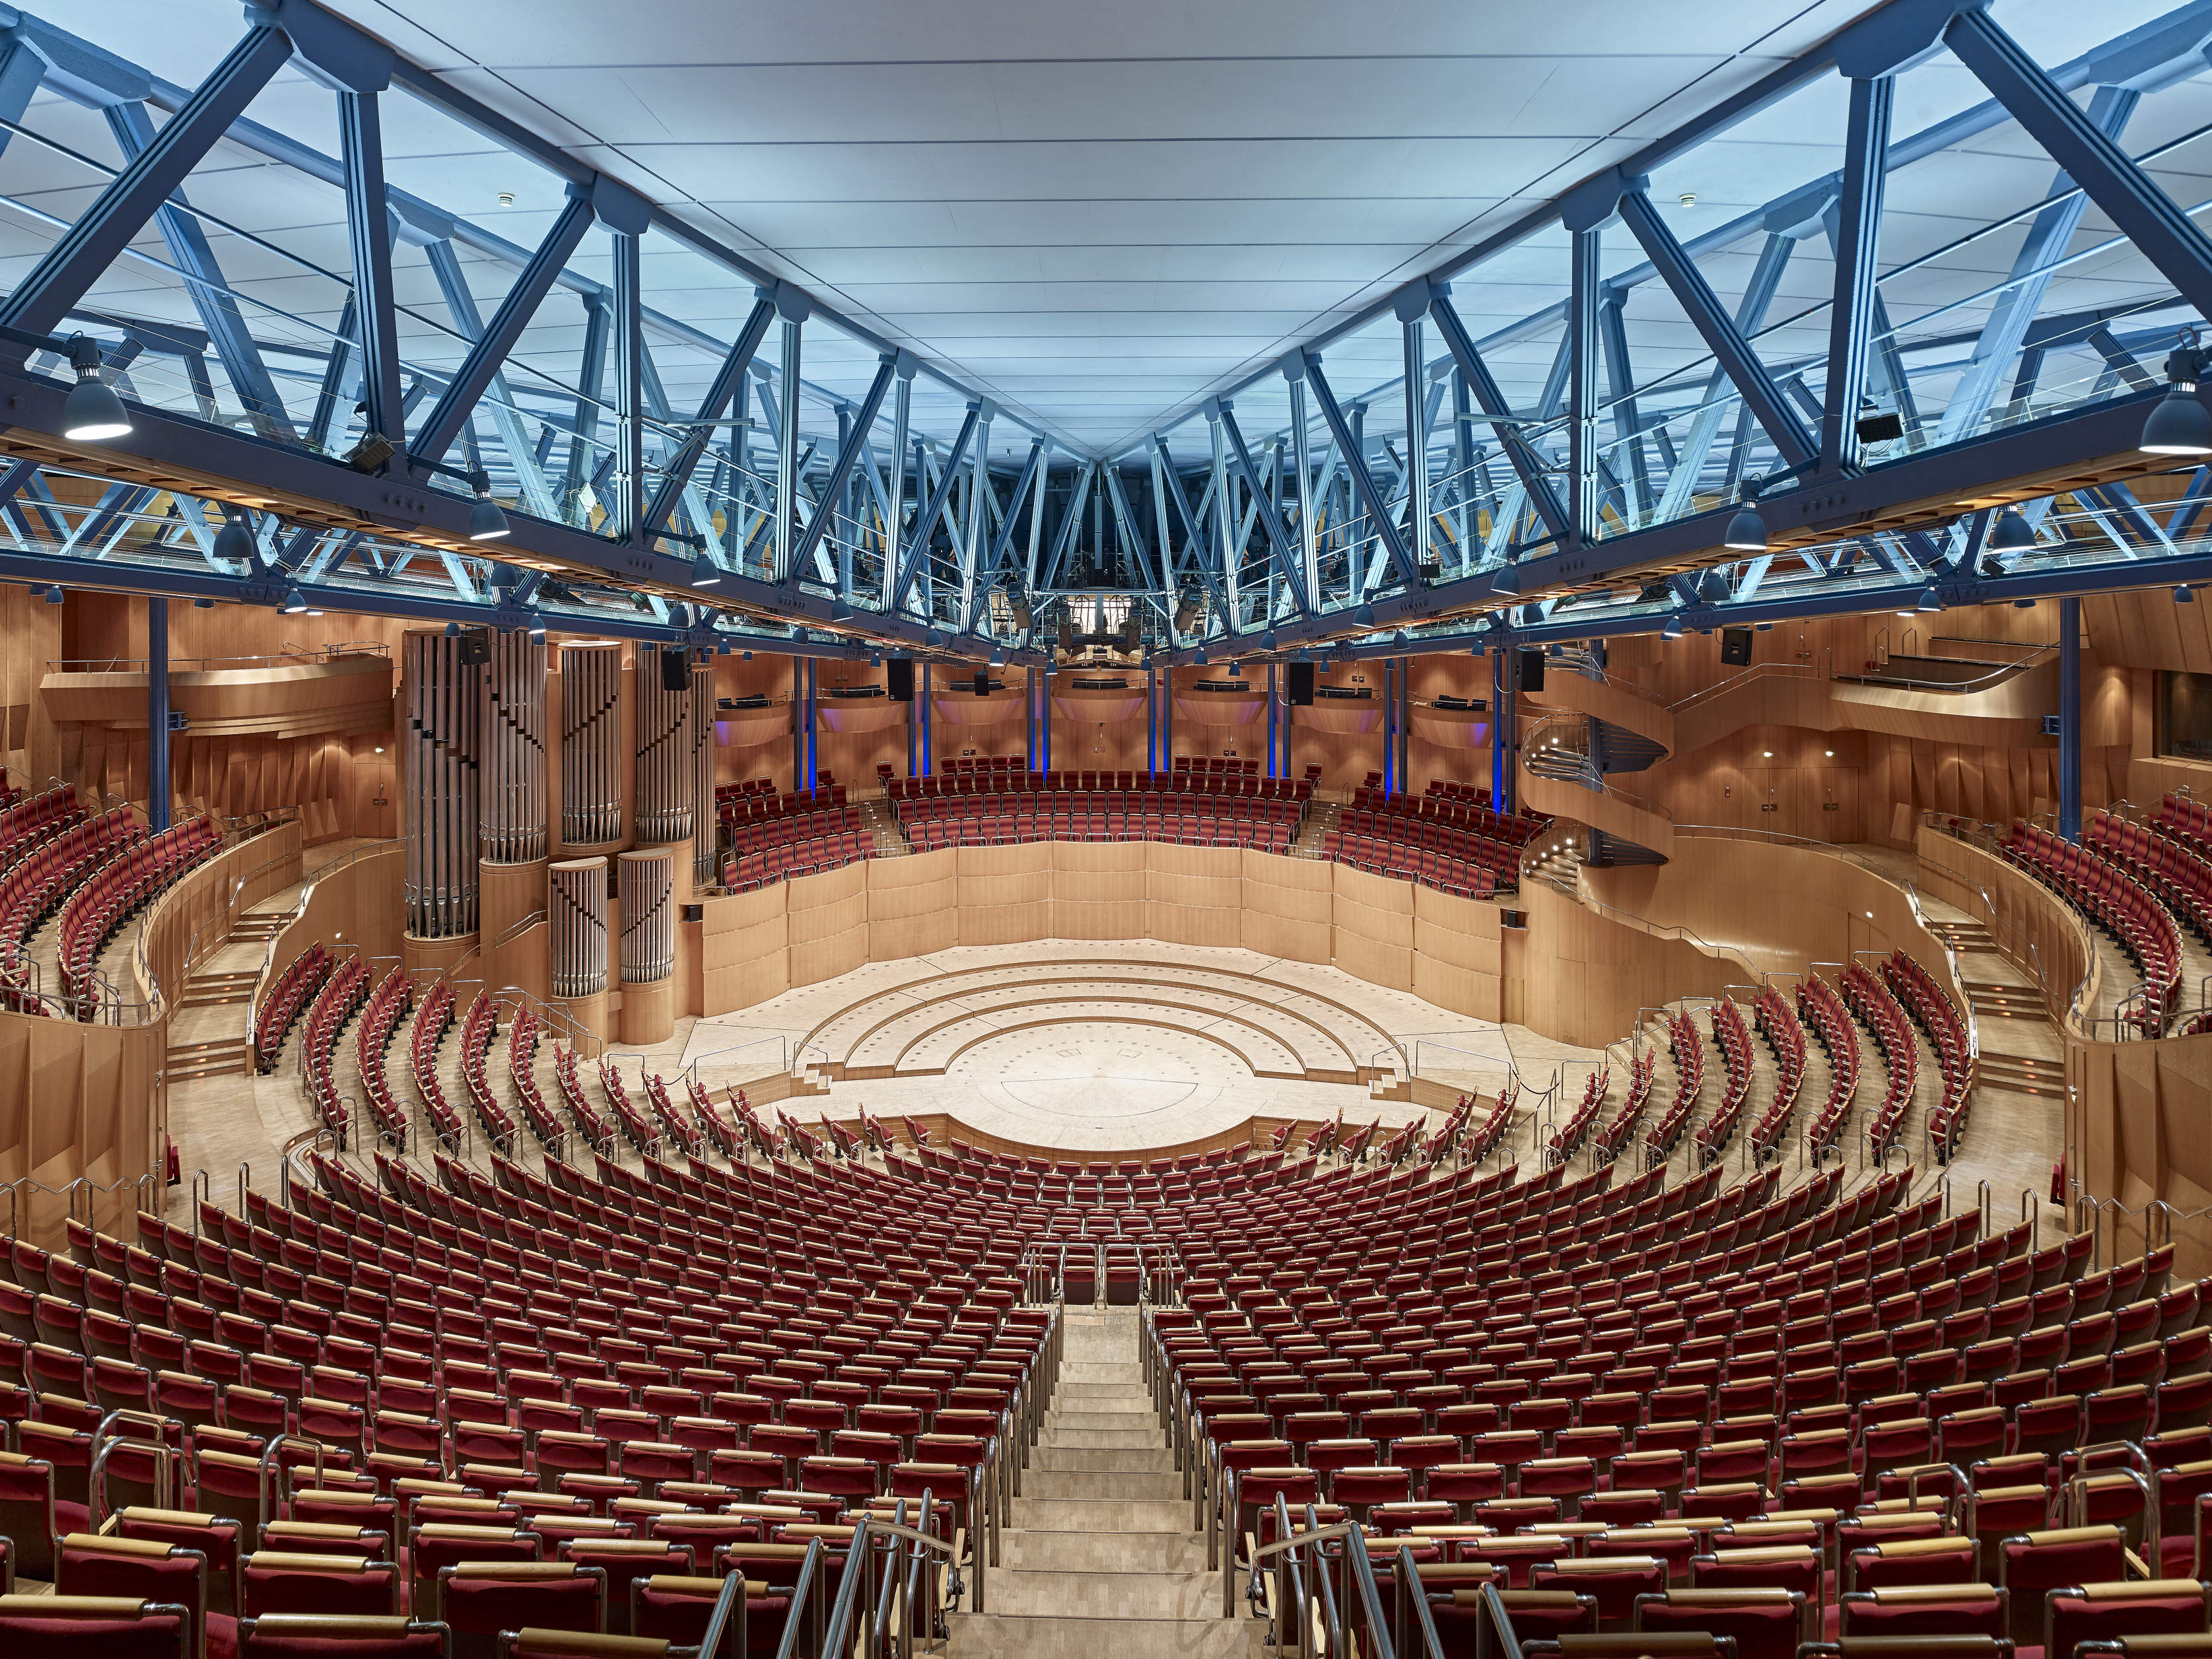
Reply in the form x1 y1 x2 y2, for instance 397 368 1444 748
299 955 370 1145
897 777 1300 853
1842 963 1918 1163
355 967 413 1148
57 811 222 1011
409 980 460 1150
2006 819 2181 1030
254 943 333 1071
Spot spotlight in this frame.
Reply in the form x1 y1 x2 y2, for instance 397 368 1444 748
830 598 852 621
2013 597 2036 609
192 595 213 609
1723 487 1768 553
989 647 1005 667
466 473 510 541
2180 586 2197 603
445 622 460 636
1261 630 1277 652
1661 614 1683 640
282 586 308 614
870 652 882 668
691 553 723 587
2144 332 2212 455
1989 504 2036 553
528 616 547 638
42 585 61 605
60 341 131 442
1227 660 1243 679
1354 603 1376 627
1492 562 1521 596
1194 645 1209 665
1917 585 1943 612
1754 621 1774 631
212 514 258 570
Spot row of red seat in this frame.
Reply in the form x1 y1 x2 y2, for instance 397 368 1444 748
1696 999 1755 1163
1882 949 1973 1159
2007 819 2181 1028
457 994 513 1157
409 982 460 1150
1597 1052 1657 1161
897 792 1297 854
722 830 875 891
1748 987 1807 1161
553 1044 611 1154
59 812 222 1010
0 803 129 1007
1645 1011 1706 1167
1334 808 1526 875
1321 830 1498 898
254 944 333 1072
300 957 369 1147
1841 962 1918 1163
1350 786 1548 846
2095 809 2212 948
889 767 1311 802
355 968 413 1149
1797 974 1859 1152
506 1006 565 1161
1549 1067 1612 1163
714 782 847 825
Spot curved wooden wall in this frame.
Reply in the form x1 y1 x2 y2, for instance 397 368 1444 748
687 844 1504 1025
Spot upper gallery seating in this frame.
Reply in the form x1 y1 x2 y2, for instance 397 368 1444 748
56 813 223 1015
254 945 333 1072
714 781 874 891
2003 820 2183 1031
1324 787 1547 898
893 766 1305 852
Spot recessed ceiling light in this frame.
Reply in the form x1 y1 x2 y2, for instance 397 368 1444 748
498 191 515 207
1678 191 1697 207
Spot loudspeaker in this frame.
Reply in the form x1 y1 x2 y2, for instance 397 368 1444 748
973 670 989 696
1517 648 1545 693
1286 662 1315 706
660 648 691 692
458 628 491 667
1720 626 1753 665
886 659 915 702
1119 615 1141 652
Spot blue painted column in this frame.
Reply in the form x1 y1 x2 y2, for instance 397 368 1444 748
2060 595 2082 842
919 664 933 777
1382 658 1397 794
148 596 170 831
792 656 805 790
804 659 818 792
906 665 917 779
1041 667 1053 773
1266 664 1278 778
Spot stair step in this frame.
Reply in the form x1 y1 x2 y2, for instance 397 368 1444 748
946 1613 1253 1657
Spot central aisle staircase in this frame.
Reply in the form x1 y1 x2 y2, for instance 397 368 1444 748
950 1304 1255 1655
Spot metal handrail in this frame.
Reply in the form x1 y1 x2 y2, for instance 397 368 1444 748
45 642 390 673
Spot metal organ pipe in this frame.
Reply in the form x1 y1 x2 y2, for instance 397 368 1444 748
561 642 622 846
482 629 547 863
636 645 693 845
691 667 718 887
405 629 482 938
619 848 674 984
551 856 609 996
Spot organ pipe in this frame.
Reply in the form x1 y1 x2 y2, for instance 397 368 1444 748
619 848 675 984
691 669 718 887
482 629 547 863
560 642 622 846
635 646 693 844
404 630 481 938
551 856 609 996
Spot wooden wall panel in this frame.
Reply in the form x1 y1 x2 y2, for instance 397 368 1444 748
1147 902 1242 948
1334 930 1413 990
1333 895 1414 949
957 902 1049 946
1412 954 1497 1021
1241 910 1332 963
790 925 868 987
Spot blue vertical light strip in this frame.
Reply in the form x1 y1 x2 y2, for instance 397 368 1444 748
1041 668 1053 774
919 663 932 778
792 656 805 790
147 596 170 832
2059 595 2081 842
906 663 917 780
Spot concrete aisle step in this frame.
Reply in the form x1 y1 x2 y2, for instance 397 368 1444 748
948 1304 1263 1656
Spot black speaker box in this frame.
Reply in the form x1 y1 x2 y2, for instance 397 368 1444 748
1286 662 1315 706
1720 626 1753 666
458 629 491 667
660 648 691 692
973 670 989 696
886 659 915 702
1518 648 1546 693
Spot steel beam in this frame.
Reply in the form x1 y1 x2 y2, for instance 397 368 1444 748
1653 234 1795 524
1299 353 1422 592
1567 229 1603 547
1947 7 2212 323
1822 76 1896 473
609 228 645 541
1618 187 1816 469
565 294 611 517
0 21 291 349
1426 294 1571 542
891 405 978 612
786 355 897 586
336 88 404 460
1214 402 1313 619
411 187 596 483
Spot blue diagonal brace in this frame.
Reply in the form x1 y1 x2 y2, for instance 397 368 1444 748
1214 401 1313 620
1042 460 1096 593
1947 7 2212 323
1426 292 1570 540
784 355 896 586
103 99 298 442
411 186 596 481
0 22 291 349
891 405 978 613
1100 461 1161 598
1146 438 1234 629
336 87 404 454
985 440 1045 578
642 294 775 543
1299 352 1424 592
1616 187 1816 470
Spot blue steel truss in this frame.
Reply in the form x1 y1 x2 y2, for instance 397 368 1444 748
3 0 2212 666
